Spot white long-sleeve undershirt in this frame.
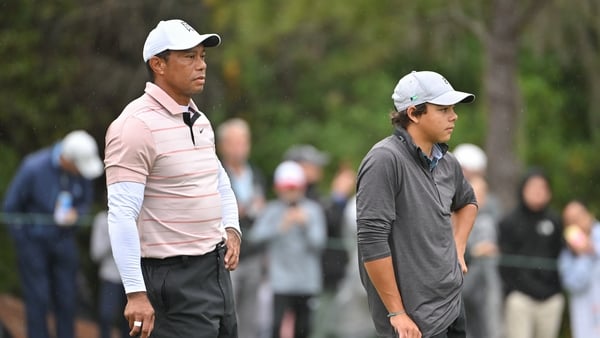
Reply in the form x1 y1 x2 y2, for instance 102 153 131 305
107 162 241 294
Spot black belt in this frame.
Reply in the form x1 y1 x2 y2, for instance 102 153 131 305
141 241 225 266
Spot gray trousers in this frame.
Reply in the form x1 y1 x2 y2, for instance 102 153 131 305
142 244 238 338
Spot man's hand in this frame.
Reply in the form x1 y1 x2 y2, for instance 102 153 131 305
125 292 155 338
224 228 241 270
390 313 422 338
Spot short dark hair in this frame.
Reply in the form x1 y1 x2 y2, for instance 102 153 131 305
390 103 427 129
145 50 171 82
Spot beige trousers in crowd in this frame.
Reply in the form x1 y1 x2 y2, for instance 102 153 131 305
504 290 565 338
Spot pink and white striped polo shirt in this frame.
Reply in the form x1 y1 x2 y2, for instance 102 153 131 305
105 82 225 258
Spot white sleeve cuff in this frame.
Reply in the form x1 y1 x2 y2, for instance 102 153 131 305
107 181 147 294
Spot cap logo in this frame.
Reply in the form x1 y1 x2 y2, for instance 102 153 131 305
410 95 418 101
442 77 449 85
179 20 197 33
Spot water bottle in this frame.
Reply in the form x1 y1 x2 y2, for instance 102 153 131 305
54 191 73 225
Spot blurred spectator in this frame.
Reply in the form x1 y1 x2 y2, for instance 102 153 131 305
283 144 355 338
452 143 487 180
453 143 503 338
332 195 377 338
498 168 564 338
460 175 503 338
453 143 502 221
2 130 103 338
558 200 600 338
249 161 327 338
217 118 268 338
90 210 129 338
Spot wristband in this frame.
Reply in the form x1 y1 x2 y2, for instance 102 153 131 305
387 311 406 318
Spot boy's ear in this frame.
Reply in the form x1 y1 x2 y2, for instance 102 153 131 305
407 106 419 124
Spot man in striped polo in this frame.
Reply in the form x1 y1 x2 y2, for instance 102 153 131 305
104 19 241 338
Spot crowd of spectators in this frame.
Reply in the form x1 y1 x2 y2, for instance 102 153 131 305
2 130 598 338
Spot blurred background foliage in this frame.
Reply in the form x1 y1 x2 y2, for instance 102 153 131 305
0 0 599 309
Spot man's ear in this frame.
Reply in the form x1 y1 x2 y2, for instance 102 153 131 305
407 106 419 124
149 57 166 76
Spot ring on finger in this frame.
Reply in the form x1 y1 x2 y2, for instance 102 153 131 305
134 320 142 327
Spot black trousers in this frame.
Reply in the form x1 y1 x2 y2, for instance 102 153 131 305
429 302 467 338
142 244 238 338
272 293 314 338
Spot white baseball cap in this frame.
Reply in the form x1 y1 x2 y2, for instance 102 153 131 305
392 71 475 111
143 19 221 62
274 161 306 189
453 143 487 172
61 130 104 180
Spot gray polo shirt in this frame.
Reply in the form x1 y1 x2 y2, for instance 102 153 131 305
356 128 476 338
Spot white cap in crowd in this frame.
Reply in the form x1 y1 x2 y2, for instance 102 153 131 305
392 71 475 112
274 161 306 189
143 19 221 62
453 143 487 173
62 130 104 180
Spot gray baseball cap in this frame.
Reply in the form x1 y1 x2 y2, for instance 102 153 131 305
284 144 330 166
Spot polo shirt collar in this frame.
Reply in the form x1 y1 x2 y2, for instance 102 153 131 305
144 82 200 116
427 144 445 171
393 127 449 171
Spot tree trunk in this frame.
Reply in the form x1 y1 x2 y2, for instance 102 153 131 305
484 0 523 211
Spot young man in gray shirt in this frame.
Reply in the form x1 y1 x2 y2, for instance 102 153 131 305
356 71 478 338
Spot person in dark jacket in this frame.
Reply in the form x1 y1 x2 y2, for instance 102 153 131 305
3 130 104 338
498 168 565 338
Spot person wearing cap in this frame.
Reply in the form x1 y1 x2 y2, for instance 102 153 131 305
104 19 241 338
452 143 503 338
283 144 356 338
248 161 326 338
459 175 503 338
452 143 487 180
356 70 478 338
3 130 103 338
283 145 331 200
452 143 503 222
